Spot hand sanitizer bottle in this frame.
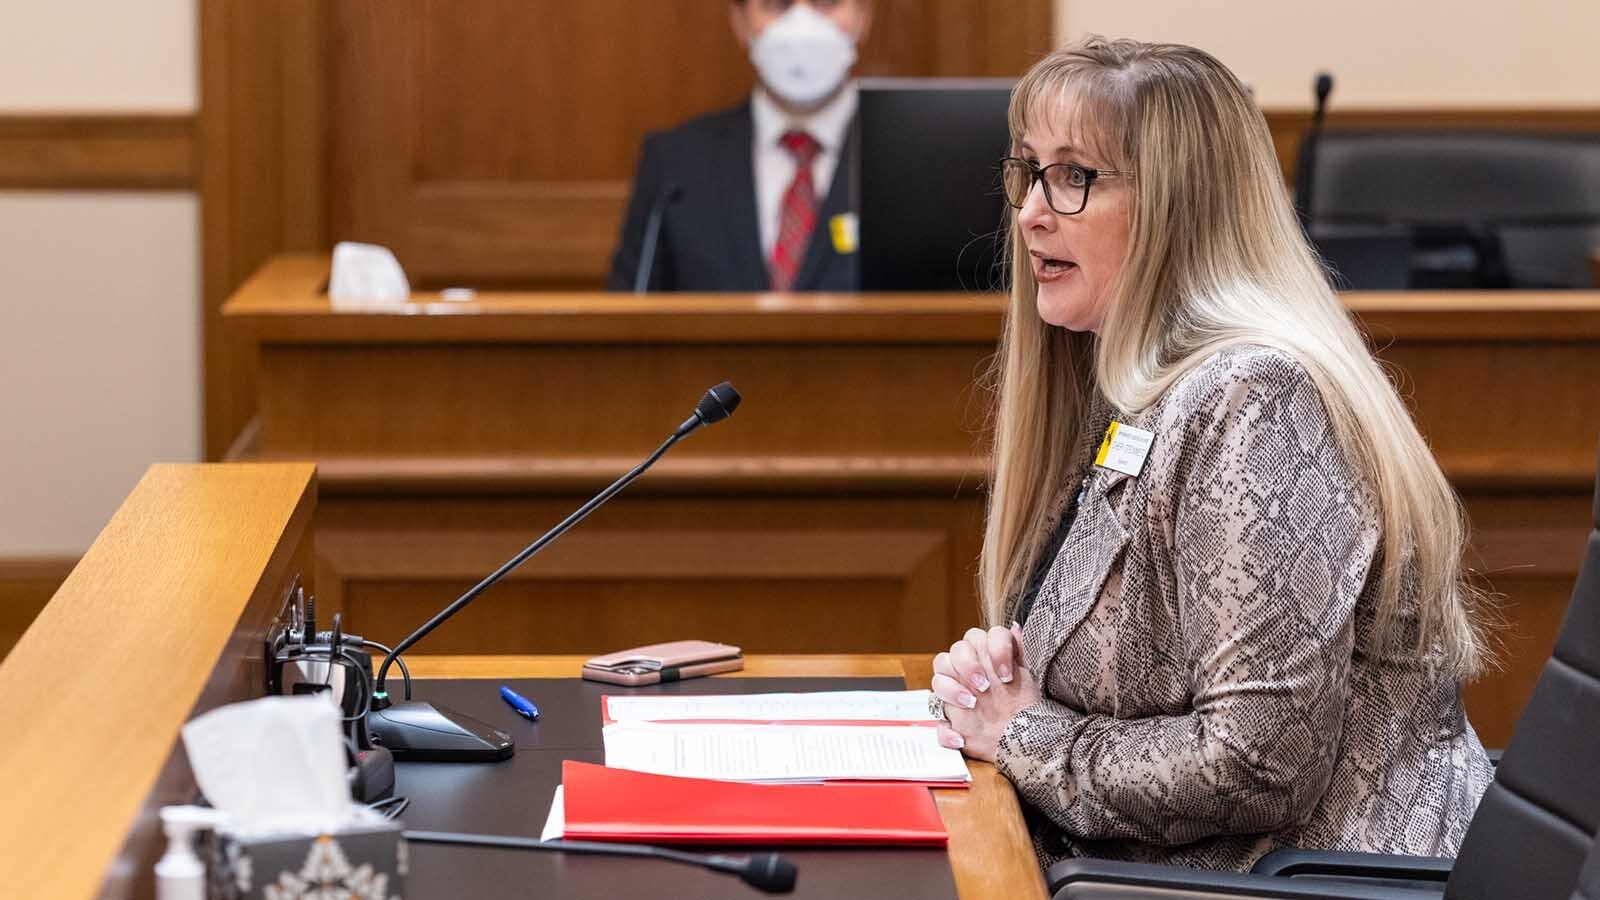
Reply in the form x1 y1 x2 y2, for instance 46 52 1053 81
155 806 221 900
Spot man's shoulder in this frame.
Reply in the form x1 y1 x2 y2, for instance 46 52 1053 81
645 101 751 154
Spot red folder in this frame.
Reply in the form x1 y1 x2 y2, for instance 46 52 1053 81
560 760 949 846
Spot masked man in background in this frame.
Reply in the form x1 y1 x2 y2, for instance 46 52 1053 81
607 0 871 293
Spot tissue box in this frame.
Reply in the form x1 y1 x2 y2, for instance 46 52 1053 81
203 822 406 900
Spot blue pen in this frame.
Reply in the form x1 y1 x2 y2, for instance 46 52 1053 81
500 685 540 721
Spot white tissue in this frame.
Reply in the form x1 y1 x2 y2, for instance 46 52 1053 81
181 695 357 837
329 241 410 308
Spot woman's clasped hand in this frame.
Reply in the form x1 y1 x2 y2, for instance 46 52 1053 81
930 623 1038 762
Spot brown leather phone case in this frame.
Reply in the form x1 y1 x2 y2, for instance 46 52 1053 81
581 640 744 686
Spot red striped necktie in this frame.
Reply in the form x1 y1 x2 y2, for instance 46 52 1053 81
770 130 822 292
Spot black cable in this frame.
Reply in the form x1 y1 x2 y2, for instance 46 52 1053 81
362 639 411 700
368 796 411 819
285 645 375 723
402 830 797 894
336 648 375 722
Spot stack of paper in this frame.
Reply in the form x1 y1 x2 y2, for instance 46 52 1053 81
599 690 970 786
603 689 939 725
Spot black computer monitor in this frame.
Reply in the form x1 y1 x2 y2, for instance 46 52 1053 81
857 79 1014 292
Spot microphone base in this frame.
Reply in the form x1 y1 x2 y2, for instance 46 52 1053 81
368 700 515 762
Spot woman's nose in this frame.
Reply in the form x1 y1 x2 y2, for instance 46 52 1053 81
1017 180 1055 231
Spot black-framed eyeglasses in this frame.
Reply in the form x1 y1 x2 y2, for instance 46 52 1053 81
999 157 1130 216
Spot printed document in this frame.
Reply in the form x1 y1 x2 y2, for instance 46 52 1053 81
604 689 937 724
601 721 969 784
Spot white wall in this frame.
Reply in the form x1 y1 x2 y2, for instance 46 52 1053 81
0 0 199 557
0 0 195 111
0 195 201 555
1055 0 1600 109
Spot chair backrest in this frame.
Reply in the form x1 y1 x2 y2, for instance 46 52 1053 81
1574 830 1600 900
1447 443 1600 900
1307 131 1600 288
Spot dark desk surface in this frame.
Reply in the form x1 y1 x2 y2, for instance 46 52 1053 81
398 655 1047 900
397 676 960 899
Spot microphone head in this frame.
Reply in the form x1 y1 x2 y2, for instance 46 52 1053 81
739 853 797 893
694 382 742 426
1314 72 1334 102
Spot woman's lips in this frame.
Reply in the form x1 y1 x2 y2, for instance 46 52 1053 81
1031 252 1078 283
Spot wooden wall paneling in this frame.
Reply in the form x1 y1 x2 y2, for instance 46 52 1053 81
1456 489 1595 746
332 0 1054 287
0 115 194 189
199 0 330 459
0 557 75 662
328 1 415 260
858 0 1056 77
407 180 630 286
1374 339 1600 477
314 492 984 656
253 342 990 458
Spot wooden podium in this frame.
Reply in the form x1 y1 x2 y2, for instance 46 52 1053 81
223 254 1600 746
223 256 997 660
0 463 1042 899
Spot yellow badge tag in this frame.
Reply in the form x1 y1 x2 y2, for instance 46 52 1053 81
1094 421 1155 477
829 213 859 255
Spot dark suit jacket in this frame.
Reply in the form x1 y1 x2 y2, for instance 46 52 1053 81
607 102 858 292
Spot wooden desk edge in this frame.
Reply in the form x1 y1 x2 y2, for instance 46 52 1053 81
0 463 318 899
224 254 1600 344
405 654 1048 900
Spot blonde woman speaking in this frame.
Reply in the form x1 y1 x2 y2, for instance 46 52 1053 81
929 38 1496 871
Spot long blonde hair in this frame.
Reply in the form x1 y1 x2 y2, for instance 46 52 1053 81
980 38 1494 678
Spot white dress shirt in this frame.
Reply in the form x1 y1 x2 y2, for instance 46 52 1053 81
750 83 858 260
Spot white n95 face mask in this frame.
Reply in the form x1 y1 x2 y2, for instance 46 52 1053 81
749 4 858 107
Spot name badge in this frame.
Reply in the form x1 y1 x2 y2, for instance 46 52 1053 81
1094 421 1154 477
829 213 859 255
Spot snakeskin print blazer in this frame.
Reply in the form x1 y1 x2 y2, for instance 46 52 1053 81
995 345 1493 872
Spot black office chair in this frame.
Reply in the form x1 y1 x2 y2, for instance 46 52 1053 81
1301 131 1600 289
1048 440 1600 899
1577 832 1600 900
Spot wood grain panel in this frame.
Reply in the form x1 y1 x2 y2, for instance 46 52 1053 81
0 115 194 189
1457 489 1594 745
316 511 969 654
408 180 629 286
199 0 330 459
253 343 989 458
404 654 1047 900
0 464 316 899
0 557 75 662
1377 340 1600 479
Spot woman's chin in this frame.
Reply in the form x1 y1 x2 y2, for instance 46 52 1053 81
1035 286 1098 332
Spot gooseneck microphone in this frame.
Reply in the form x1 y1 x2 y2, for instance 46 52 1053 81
633 183 682 293
404 830 797 894
366 383 743 761
1295 72 1335 231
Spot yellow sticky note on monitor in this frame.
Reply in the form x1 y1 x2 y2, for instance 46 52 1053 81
829 213 859 255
